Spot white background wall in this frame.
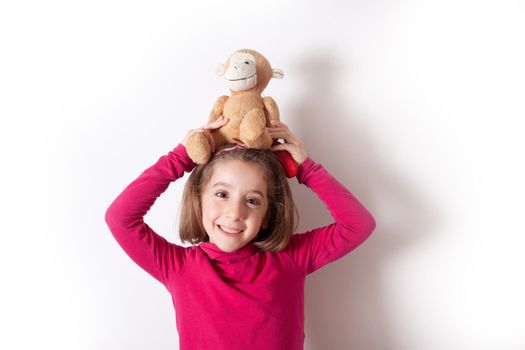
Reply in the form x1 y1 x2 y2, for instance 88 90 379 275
1 0 524 349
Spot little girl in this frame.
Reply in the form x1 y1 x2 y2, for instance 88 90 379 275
105 116 376 350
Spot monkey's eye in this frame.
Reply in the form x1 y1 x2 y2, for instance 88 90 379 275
244 61 250 64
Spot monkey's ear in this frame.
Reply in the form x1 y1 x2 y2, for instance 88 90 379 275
272 68 284 79
215 64 226 76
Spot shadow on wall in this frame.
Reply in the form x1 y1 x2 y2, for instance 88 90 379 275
288 51 440 350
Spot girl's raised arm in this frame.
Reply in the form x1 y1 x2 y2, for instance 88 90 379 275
289 157 376 275
268 121 376 275
104 117 228 285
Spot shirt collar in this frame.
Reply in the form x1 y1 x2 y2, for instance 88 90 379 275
198 242 260 264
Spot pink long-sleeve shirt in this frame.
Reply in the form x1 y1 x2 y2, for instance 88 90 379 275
105 143 375 350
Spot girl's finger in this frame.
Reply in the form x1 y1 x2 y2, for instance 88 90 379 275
267 125 293 133
271 142 297 159
271 142 307 165
270 120 288 128
267 131 298 143
203 116 229 130
267 126 300 140
266 127 288 133
185 116 227 152
271 143 296 155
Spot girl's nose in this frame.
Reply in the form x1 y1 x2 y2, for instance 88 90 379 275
225 200 245 220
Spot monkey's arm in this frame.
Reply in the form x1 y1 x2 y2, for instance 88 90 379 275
208 95 228 123
263 96 280 122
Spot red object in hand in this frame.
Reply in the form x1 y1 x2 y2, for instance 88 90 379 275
275 150 298 178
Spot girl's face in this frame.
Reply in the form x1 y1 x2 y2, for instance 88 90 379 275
201 159 269 253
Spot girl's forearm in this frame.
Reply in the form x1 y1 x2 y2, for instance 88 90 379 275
104 144 195 283
105 144 195 229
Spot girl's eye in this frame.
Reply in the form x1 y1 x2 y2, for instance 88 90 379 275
247 198 260 206
214 192 261 206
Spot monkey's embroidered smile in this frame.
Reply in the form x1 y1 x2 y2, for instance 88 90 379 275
227 73 257 81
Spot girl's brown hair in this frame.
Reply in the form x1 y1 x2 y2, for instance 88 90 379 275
179 146 298 252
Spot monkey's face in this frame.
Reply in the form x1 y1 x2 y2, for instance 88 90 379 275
224 52 257 92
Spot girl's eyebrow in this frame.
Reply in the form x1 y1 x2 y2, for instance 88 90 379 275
212 182 266 197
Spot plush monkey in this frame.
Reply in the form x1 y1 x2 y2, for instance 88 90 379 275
185 49 297 176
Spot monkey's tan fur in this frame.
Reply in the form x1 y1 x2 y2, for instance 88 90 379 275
186 49 284 164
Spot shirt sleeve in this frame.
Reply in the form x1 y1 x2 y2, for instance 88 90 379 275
104 143 197 286
285 157 376 275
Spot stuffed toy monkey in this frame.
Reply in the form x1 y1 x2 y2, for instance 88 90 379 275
185 48 298 177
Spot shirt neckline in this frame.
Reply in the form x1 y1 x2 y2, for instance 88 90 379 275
198 242 260 264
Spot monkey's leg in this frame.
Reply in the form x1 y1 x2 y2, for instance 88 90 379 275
240 109 272 149
186 132 212 164
186 130 228 164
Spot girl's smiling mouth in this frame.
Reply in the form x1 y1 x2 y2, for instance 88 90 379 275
218 225 244 235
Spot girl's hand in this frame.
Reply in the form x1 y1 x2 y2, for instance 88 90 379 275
182 116 229 152
267 120 308 165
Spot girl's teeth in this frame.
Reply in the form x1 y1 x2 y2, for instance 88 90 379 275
220 225 242 234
